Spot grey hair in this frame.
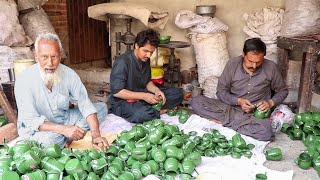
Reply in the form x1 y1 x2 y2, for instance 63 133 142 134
34 33 64 55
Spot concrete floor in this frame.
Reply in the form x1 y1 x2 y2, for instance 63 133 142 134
265 133 319 180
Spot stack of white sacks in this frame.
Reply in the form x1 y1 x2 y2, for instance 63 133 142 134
175 10 230 99
0 0 62 83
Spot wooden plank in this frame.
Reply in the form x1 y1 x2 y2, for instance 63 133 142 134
297 47 317 113
76 1 82 63
277 48 289 83
85 0 92 61
277 36 320 54
0 87 18 144
0 123 18 144
0 89 16 124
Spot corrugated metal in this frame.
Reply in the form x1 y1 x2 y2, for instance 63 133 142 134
67 0 110 64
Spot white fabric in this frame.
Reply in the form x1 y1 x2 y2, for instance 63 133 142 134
99 114 134 133
100 113 294 180
243 7 284 63
175 10 228 34
88 2 169 30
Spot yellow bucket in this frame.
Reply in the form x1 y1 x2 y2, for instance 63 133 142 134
13 59 35 78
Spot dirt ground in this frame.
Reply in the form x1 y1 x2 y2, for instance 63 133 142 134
265 132 319 180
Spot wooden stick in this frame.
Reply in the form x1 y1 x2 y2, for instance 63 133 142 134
0 86 16 124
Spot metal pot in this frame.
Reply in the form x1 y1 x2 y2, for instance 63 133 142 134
196 5 216 17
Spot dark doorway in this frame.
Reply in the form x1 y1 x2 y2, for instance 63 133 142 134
67 0 111 66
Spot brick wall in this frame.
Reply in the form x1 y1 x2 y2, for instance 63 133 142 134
42 0 69 64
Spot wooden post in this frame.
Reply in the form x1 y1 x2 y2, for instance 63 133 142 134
297 46 317 113
277 48 289 83
0 87 16 124
0 86 18 144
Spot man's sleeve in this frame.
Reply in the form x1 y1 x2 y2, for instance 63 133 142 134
14 80 46 136
69 71 97 119
110 59 128 95
270 65 289 106
216 61 239 106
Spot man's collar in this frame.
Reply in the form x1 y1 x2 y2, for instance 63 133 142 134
131 50 146 67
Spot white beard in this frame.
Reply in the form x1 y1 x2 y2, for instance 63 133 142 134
39 64 62 89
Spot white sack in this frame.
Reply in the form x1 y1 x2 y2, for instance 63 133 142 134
243 7 284 63
19 8 66 58
0 0 32 46
203 75 219 99
189 32 229 86
175 10 228 34
281 0 320 37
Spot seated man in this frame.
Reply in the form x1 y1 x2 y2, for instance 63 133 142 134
15 33 108 150
109 29 183 123
191 38 288 141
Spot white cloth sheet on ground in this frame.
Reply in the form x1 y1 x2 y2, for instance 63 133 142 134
100 113 294 180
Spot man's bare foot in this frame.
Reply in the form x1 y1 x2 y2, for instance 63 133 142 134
160 109 168 115
209 118 222 124
64 141 73 150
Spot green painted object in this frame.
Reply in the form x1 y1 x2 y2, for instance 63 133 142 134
0 117 8 127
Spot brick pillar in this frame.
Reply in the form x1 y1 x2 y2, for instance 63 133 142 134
42 0 69 62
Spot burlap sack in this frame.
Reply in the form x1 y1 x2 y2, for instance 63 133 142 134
281 0 320 37
17 0 47 11
0 0 32 46
19 8 67 58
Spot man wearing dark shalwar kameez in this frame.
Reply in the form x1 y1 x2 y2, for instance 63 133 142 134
191 38 288 141
109 29 183 123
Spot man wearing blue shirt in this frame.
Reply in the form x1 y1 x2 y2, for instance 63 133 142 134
15 33 108 150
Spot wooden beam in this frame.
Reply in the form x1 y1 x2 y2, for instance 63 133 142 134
0 87 16 124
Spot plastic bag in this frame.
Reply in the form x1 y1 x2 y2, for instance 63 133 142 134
270 104 294 133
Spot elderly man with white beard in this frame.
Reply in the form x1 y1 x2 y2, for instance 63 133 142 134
14 33 109 150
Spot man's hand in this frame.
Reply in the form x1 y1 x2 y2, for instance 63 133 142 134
154 89 166 105
92 136 109 151
257 100 274 112
238 98 255 113
62 126 86 141
144 93 162 104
